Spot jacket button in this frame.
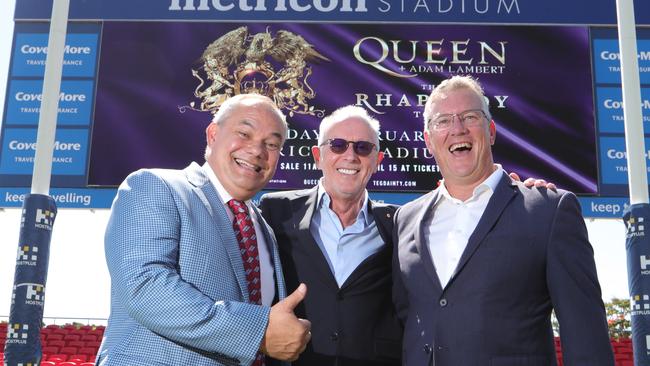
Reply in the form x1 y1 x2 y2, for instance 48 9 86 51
423 344 432 354
439 298 447 307
330 332 339 341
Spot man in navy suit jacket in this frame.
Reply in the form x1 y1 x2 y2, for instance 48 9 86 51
393 76 614 366
98 94 311 366
259 106 402 366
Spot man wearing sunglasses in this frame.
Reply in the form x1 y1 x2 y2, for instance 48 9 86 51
392 75 614 366
259 106 403 366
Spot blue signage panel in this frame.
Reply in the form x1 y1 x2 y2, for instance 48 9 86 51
5 79 94 126
596 86 650 133
0 128 89 175
599 136 650 185
593 39 650 85
578 196 630 218
0 188 118 208
11 0 650 25
11 33 99 77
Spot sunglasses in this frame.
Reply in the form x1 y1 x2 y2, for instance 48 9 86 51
321 138 377 157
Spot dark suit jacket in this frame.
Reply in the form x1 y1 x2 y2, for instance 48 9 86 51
259 187 402 366
393 172 614 366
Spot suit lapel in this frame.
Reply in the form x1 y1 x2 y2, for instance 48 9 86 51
372 201 393 244
416 191 444 292
294 187 340 290
449 173 517 285
185 163 249 302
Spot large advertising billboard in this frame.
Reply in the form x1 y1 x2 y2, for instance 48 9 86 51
1 0 649 215
86 23 596 194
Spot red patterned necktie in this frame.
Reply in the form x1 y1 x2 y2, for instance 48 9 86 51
227 199 265 366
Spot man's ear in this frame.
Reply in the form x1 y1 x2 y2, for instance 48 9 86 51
375 151 385 173
311 145 321 168
489 120 496 145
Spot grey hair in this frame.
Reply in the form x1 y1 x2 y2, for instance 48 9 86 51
423 75 492 132
318 105 381 146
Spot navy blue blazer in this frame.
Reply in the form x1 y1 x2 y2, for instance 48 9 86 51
259 187 402 366
393 172 614 366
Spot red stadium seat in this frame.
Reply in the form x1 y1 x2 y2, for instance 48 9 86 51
80 334 98 342
64 334 81 342
52 328 68 336
42 346 60 354
67 354 88 362
47 333 64 341
83 341 101 349
48 340 66 349
78 346 97 355
80 363 96 366
47 354 67 362
68 340 85 348
58 362 80 366
40 362 57 366
87 329 103 339
60 346 79 355
70 329 86 337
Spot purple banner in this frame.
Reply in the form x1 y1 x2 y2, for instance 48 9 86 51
88 23 596 194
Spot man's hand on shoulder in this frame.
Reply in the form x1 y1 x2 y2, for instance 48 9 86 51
260 283 311 361
509 172 557 191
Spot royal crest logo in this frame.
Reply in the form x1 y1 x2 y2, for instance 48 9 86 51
181 26 329 117
627 216 645 238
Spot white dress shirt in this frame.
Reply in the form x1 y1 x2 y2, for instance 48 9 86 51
426 165 503 288
203 163 275 306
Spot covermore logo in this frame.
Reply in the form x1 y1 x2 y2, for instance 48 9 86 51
627 216 645 238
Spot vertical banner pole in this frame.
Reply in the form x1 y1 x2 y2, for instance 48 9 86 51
617 0 650 365
3 0 69 364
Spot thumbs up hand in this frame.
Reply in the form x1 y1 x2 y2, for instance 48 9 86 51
260 283 312 361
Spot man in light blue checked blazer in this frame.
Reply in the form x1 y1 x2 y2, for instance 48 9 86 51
97 94 312 366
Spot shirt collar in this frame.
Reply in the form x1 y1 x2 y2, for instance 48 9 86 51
435 164 504 204
316 178 371 225
202 162 249 206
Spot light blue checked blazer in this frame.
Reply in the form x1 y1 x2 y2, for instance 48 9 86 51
97 162 288 366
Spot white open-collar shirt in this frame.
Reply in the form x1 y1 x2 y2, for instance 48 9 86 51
426 164 503 288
